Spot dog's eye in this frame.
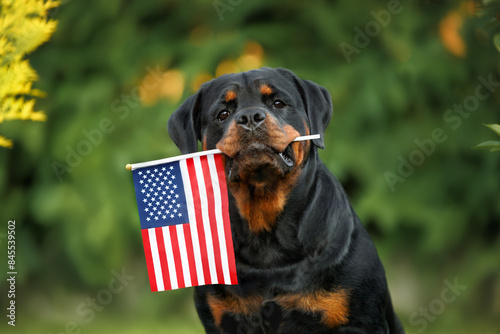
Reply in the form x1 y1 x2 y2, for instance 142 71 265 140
272 100 285 109
217 110 230 121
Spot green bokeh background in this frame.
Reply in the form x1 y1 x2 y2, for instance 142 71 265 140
1 0 500 333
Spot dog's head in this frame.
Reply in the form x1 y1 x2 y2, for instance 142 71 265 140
168 67 332 232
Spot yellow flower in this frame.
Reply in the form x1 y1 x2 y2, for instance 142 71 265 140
0 0 59 148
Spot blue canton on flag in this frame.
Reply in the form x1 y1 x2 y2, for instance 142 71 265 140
133 162 189 229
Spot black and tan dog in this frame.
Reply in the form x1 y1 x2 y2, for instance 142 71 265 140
167 67 404 334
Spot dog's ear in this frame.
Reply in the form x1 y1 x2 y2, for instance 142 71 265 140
167 90 203 154
276 68 333 149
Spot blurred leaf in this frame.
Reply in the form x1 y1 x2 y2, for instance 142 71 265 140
474 141 500 151
494 33 500 52
484 123 500 137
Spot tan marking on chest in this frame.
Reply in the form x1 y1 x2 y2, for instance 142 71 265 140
276 289 350 327
207 293 264 326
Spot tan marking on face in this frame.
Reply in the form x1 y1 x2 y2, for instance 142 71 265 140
225 90 237 102
216 116 308 233
202 136 208 151
216 117 299 158
260 84 273 95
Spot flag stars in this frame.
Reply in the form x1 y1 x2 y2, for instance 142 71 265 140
137 163 188 225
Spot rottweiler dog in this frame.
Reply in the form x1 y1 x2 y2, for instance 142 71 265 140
167 67 404 333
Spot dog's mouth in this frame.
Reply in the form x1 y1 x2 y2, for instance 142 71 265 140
278 144 295 167
223 141 296 184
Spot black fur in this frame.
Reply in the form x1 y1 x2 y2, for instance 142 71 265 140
168 67 404 333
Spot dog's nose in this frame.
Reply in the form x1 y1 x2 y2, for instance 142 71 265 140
236 109 266 131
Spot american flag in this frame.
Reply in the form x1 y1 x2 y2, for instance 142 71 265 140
131 151 238 291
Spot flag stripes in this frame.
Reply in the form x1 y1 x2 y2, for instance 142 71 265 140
214 155 239 285
139 153 237 291
141 229 158 292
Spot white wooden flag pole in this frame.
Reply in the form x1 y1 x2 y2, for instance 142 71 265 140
126 134 320 171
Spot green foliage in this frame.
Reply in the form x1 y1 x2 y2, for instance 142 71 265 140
476 0 500 40
476 1 500 152
0 0 499 333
